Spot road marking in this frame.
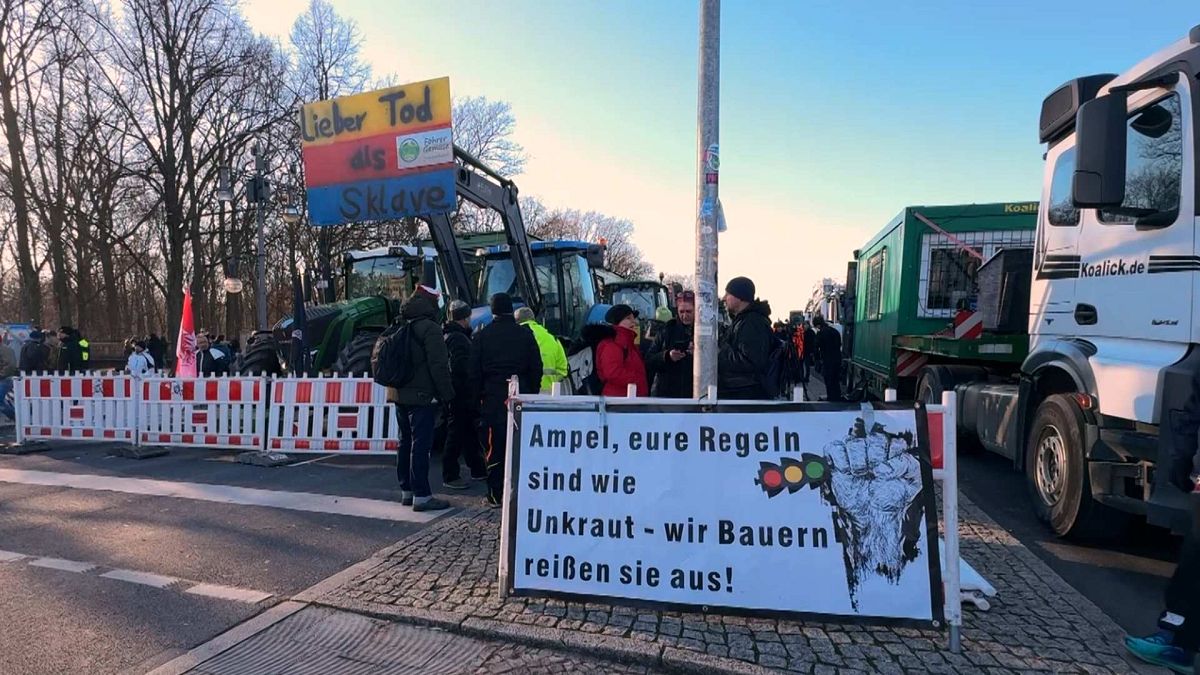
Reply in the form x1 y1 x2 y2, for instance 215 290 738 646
288 454 334 466
185 583 273 604
100 568 180 588
29 557 95 573
0 549 25 562
0 468 443 523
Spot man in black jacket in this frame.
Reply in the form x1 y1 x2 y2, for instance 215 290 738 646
57 327 85 373
470 293 542 507
441 300 487 490
812 315 843 401
718 277 774 400
646 290 695 398
19 330 50 373
391 285 455 512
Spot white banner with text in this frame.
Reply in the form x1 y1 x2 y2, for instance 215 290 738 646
504 402 943 625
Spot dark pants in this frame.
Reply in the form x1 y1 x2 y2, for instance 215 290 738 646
443 407 486 482
481 419 508 503
1163 494 1200 651
395 403 437 498
822 362 842 401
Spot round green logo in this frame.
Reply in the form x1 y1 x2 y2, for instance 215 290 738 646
399 139 420 163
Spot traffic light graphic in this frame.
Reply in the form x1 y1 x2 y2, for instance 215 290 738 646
755 454 829 498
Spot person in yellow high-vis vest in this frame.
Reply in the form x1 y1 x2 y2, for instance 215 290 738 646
515 307 567 393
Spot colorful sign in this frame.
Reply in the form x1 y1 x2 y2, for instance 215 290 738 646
301 77 456 226
503 402 944 625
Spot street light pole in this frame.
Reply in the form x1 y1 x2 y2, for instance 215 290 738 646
693 0 720 398
253 145 268 331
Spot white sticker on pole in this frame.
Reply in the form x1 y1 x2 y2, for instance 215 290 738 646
506 404 944 624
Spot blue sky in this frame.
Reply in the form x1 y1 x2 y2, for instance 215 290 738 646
244 0 1198 314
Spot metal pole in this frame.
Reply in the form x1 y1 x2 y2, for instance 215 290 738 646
254 147 268 331
942 389 963 653
692 0 720 398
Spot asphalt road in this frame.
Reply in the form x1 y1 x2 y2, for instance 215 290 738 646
957 449 1178 635
0 441 465 675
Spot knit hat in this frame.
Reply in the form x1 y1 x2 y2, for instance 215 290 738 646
449 299 471 321
490 292 514 316
725 276 755 303
605 304 639 325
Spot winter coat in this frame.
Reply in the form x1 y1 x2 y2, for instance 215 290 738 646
803 327 817 365
59 336 85 373
196 348 229 376
147 336 167 370
443 321 475 411
126 351 155 377
19 341 49 373
521 319 568 393
596 325 649 397
0 343 16 378
470 315 542 424
390 294 455 407
816 325 842 370
645 319 694 398
718 299 774 400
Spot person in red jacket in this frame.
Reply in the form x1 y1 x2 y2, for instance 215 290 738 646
596 304 648 397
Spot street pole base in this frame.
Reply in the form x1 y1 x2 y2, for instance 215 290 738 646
0 440 49 455
113 445 169 460
237 451 292 467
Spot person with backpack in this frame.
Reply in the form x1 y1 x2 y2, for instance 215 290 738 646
440 300 487 490
19 330 50 373
385 285 455 512
594 304 649 397
470 292 542 507
717 276 774 400
646 290 695 398
812 314 843 401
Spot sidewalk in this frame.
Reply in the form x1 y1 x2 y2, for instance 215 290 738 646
309 492 1145 674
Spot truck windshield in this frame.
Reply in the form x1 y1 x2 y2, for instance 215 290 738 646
346 256 418 300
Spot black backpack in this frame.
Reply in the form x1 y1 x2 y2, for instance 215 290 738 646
371 321 414 388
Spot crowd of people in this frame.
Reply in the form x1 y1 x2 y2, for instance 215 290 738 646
385 275 847 513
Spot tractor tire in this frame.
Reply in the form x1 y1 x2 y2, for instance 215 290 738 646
1024 393 1126 539
235 334 282 375
333 330 382 377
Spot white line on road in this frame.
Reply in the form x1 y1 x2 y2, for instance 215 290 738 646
0 549 25 562
29 557 96 573
0 468 443 523
185 583 274 604
288 454 334 467
100 568 180 588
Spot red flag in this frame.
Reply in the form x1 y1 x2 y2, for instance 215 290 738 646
175 288 197 377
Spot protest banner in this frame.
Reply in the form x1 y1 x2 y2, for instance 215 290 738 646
300 76 456 225
502 400 944 626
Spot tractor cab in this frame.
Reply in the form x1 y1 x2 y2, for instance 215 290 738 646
474 240 609 339
602 279 676 342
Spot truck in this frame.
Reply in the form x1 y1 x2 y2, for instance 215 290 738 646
843 24 1200 538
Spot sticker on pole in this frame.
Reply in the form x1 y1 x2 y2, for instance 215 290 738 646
504 402 944 625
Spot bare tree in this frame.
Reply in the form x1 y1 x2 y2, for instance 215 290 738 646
527 207 651 278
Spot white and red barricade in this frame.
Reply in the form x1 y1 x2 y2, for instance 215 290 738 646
137 375 267 450
266 376 399 455
15 373 137 443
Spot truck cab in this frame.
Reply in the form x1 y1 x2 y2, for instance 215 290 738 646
1021 26 1200 535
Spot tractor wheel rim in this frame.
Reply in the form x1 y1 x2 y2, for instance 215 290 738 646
1035 424 1067 506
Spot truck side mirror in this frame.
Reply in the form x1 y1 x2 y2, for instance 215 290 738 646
586 244 606 269
1072 92 1127 209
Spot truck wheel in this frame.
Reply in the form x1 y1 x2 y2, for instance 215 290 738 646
235 334 282 375
333 330 382 376
1024 394 1113 539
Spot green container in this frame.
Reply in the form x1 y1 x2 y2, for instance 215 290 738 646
849 202 1038 395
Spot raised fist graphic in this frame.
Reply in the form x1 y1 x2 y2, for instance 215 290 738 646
821 416 925 609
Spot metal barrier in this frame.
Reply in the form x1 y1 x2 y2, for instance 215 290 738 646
137 375 267 451
265 375 398 455
15 373 137 443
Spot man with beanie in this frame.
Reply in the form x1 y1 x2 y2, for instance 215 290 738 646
595 304 649 397
441 300 487 490
515 306 567 393
470 292 542 507
718 276 774 400
391 284 455 512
